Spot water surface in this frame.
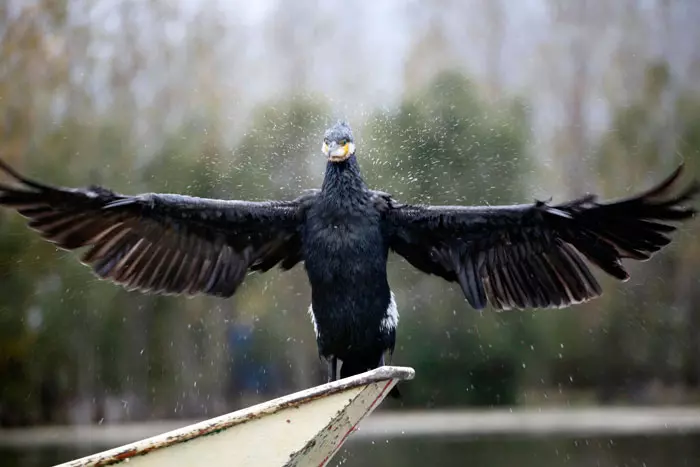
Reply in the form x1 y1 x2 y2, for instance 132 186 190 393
2 434 699 467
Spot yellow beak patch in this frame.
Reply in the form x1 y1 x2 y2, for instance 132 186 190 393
326 142 353 162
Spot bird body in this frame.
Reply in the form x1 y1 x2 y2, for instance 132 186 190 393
0 120 697 399
303 155 395 381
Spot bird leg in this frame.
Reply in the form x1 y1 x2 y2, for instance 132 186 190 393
327 357 338 383
382 350 395 366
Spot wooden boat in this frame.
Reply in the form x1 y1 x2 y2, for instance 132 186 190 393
55 366 415 467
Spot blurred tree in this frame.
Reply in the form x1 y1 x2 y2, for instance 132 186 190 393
592 62 700 400
366 71 532 407
1 0 699 428
209 96 330 397
0 0 242 424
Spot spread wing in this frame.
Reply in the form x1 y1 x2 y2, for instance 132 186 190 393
381 166 698 310
0 160 317 298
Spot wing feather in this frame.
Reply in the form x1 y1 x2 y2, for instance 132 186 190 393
0 160 315 298
382 165 698 310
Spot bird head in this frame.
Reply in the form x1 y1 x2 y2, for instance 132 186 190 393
322 121 355 162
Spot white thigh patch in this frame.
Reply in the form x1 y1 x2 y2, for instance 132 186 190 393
380 292 399 332
308 304 319 337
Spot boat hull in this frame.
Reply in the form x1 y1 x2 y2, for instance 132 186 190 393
55 366 415 467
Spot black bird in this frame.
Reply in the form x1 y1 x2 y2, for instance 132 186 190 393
0 121 698 399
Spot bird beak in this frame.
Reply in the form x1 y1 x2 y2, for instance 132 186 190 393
323 141 354 162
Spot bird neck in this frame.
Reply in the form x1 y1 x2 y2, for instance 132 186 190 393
321 154 367 196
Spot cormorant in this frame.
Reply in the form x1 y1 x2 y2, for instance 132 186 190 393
0 121 698 399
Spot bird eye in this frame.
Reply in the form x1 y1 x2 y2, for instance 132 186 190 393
339 139 347 146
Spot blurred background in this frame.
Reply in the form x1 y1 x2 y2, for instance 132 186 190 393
1 0 700 465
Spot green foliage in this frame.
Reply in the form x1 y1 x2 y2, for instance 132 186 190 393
0 92 331 424
365 71 529 205
363 71 532 407
587 62 700 396
230 97 330 199
1 47 700 425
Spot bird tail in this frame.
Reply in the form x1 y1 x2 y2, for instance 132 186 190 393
552 165 699 281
